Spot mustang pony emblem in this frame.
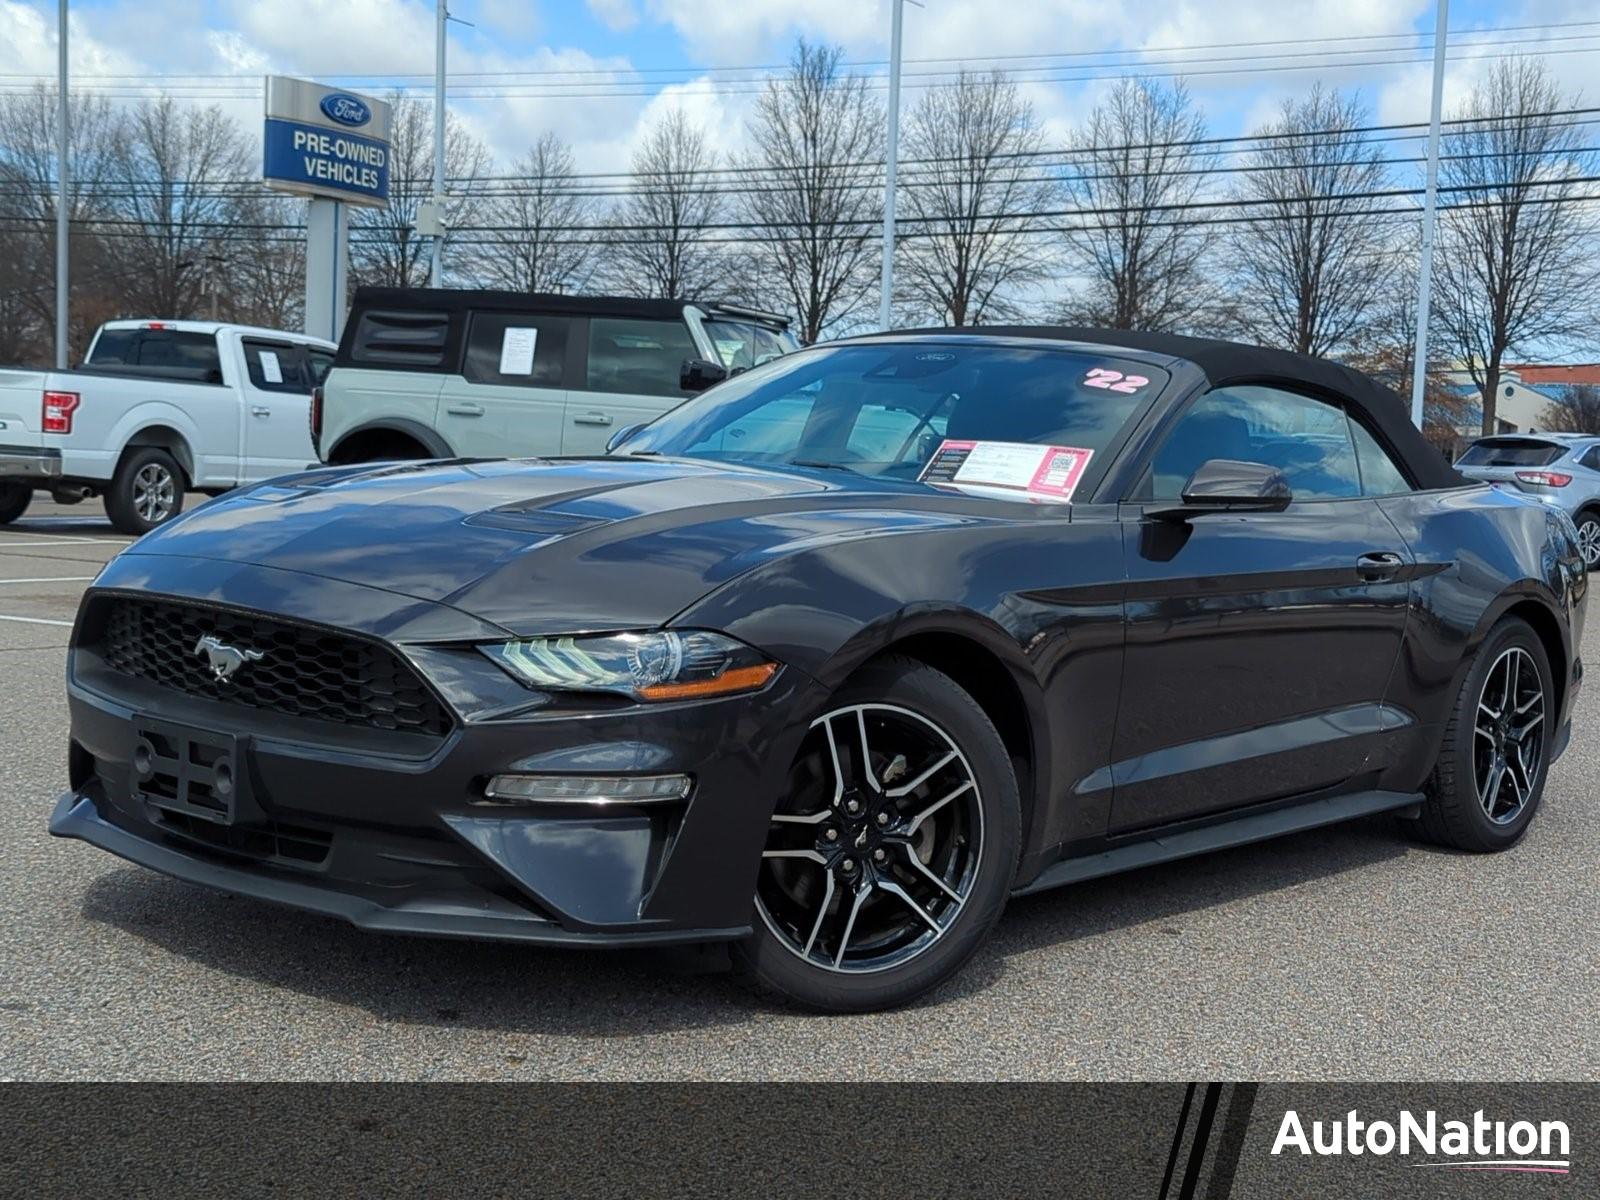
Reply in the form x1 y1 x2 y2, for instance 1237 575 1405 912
193 635 265 683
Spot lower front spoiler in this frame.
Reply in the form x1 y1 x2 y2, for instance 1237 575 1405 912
50 792 750 949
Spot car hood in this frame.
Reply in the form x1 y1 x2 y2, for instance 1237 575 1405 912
125 457 1006 637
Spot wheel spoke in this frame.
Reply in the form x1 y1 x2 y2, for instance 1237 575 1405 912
1505 653 1519 711
1511 711 1544 742
895 840 962 904
905 779 974 836
885 749 958 799
856 709 880 793
818 714 845 807
763 848 828 864
770 808 832 826
876 878 942 936
832 884 872 969
1480 757 1506 815
802 871 835 957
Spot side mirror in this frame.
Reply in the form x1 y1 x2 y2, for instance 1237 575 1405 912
680 358 728 392
1148 458 1292 521
605 422 645 454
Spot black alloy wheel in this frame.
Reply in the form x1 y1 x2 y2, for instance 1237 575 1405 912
735 657 1020 1012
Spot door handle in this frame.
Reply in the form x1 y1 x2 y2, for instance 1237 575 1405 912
250 406 270 418
445 403 484 417
573 412 613 426
1356 551 1405 581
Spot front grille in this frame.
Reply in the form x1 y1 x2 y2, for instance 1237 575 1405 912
92 595 452 738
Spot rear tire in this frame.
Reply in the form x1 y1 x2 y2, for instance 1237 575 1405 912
0 483 31 525
1418 617 1552 852
104 447 185 535
1574 510 1600 572
733 656 1021 1012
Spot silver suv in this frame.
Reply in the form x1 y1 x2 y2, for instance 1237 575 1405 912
1456 432 1600 567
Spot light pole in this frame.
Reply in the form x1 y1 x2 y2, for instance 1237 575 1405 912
877 0 905 332
1410 0 1449 430
55 0 69 368
430 0 447 287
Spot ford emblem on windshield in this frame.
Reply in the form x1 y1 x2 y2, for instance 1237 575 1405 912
320 94 372 127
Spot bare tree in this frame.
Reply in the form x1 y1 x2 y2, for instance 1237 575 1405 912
1540 384 1600 434
1223 86 1392 356
600 109 722 300
103 98 250 317
0 85 121 361
221 191 306 329
475 132 597 293
350 91 492 288
1060 78 1216 330
738 40 882 342
1434 59 1600 435
895 71 1056 325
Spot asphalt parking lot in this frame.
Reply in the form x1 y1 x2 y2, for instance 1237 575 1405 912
1 496 1597 1081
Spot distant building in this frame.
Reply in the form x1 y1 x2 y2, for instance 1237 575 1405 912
1444 367 1558 439
1504 363 1600 389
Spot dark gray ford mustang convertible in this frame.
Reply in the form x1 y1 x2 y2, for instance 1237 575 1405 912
52 328 1586 1011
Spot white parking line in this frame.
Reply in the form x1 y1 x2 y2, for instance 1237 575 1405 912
0 539 130 548
0 613 73 627
0 576 96 584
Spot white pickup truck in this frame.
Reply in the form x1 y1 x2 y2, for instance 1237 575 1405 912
0 320 336 533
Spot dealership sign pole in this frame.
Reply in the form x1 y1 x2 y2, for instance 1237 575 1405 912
1410 0 1449 430
262 77 392 344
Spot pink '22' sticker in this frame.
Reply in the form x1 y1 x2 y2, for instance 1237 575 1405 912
1084 367 1150 394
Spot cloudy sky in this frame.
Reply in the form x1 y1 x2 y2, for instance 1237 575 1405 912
1 0 1596 177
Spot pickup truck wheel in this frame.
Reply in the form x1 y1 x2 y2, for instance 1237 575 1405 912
105 448 185 535
0 484 31 525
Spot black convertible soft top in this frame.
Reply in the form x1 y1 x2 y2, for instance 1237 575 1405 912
879 326 1464 491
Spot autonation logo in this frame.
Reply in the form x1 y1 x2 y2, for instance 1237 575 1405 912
1273 1109 1571 1175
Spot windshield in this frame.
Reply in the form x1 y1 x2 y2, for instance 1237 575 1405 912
1457 438 1565 467
702 319 799 372
620 340 1168 491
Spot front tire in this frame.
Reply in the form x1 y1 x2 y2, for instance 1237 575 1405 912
734 656 1021 1012
104 447 184 535
0 483 31 525
1418 617 1553 852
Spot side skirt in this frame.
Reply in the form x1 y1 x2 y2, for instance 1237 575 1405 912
1012 789 1424 897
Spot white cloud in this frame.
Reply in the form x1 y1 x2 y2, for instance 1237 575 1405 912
586 0 640 33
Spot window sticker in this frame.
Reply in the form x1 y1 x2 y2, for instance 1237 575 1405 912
919 440 1093 503
499 326 538 376
258 350 283 384
1083 367 1150 394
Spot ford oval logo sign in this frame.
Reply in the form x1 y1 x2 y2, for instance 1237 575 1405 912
320 94 371 128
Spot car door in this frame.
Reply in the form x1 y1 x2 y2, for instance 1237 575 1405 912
239 338 317 481
436 311 570 458
1108 384 1415 834
568 316 701 455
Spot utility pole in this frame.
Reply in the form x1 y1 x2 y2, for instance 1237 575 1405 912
55 0 69 368
430 0 447 287
877 0 905 332
1410 0 1449 430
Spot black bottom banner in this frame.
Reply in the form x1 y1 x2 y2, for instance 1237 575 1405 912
1 1083 1592 1197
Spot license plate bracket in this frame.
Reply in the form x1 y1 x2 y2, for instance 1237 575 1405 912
131 719 251 826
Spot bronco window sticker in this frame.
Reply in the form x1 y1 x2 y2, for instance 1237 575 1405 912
1083 366 1151 393
918 439 1093 503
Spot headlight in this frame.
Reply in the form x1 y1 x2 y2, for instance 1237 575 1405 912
480 631 777 701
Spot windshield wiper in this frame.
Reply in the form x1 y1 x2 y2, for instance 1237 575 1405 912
788 459 858 474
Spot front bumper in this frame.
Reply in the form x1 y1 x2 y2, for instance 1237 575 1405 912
52 619 825 948
0 447 61 481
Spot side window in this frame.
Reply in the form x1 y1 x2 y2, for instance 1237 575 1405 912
462 313 569 387
846 402 947 462
1146 385 1361 501
306 349 335 387
1347 417 1414 495
241 340 307 393
587 318 698 398
349 309 450 368
1580 445 1600 471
